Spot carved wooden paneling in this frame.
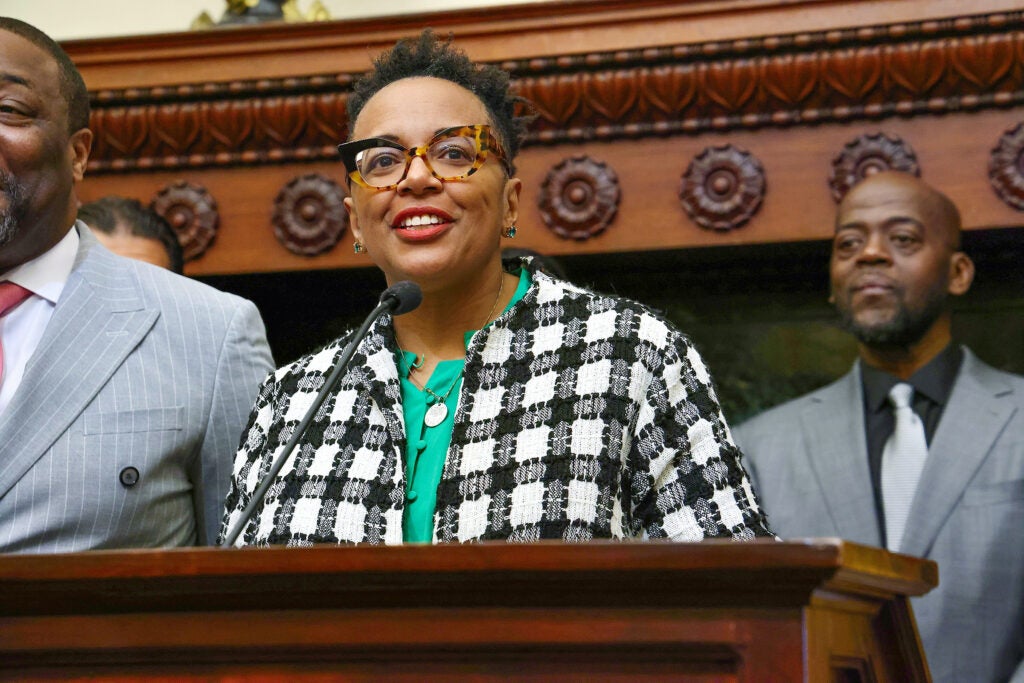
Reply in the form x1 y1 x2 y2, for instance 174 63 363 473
68 1 1024 276
83 11 1024 175
679 145 765 231
272 173 348 255
538 156 620 240
989 122 1024 211
89 82 349 173
150 181 219 260
829 133 920 202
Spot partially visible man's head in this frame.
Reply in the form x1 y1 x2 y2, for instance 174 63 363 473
79 197 184 274
0 18 92 274
829 171 974 350
0 18 89 133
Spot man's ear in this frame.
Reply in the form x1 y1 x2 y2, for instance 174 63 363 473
948 251 975 296
68 128 93 182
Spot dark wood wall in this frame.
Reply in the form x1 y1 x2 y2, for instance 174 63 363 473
65 0 1024 420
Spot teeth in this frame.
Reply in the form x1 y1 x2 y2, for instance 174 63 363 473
400 214 444 228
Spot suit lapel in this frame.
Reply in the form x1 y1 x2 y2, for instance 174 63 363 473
900 350 1015 557
800 366 883 546
0 230 158 500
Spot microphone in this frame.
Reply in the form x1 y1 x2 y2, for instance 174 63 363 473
221 280 422 547
379 279 422 315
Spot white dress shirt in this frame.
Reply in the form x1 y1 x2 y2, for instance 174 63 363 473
0 228 79 415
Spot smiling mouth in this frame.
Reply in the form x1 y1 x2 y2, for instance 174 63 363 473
393 214 449 229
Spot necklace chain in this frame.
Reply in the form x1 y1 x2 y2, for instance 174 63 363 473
479 270 505 331
405 364 460 402
400 269 505 386
397 271 506 427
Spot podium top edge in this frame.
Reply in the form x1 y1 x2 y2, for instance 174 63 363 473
0 537 935 586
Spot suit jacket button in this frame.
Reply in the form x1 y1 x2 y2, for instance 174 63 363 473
119 466 140 487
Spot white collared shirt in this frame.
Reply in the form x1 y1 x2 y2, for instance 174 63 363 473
0 228 79 416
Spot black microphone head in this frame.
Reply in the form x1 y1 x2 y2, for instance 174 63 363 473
380 280 422 315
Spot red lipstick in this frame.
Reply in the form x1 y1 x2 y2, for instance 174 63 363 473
390 207 454 242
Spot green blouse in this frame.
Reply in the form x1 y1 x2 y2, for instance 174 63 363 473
397 268 531 542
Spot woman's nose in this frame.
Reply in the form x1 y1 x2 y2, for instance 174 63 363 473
397 154 442 194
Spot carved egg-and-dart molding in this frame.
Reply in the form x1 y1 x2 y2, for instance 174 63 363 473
679 144 765 231
989 122 1024 211
272 174 349 256
828 133 920 202
538 156 620 240
150 181 218 261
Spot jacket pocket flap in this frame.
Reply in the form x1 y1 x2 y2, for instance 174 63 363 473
84 407 185 435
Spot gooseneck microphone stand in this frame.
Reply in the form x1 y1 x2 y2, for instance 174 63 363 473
221 281 422 547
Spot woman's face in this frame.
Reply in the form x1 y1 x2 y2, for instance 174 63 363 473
343 77 521 290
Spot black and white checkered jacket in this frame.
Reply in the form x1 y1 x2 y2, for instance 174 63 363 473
221 264 772 546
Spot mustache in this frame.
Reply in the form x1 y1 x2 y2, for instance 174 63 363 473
0 170 30 246
0 170 28 209
0 170 26 195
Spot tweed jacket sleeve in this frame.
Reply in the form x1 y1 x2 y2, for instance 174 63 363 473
217 359 283 545
220 268 771 546
629 322 770 539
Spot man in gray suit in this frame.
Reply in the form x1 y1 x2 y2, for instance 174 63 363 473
0 18 274 552
733 171 1024 682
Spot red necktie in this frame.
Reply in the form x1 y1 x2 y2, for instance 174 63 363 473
0 282 33 385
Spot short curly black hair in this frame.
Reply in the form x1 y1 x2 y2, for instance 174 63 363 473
346 30 531 173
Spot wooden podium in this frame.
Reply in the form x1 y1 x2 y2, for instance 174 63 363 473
0 539 935 682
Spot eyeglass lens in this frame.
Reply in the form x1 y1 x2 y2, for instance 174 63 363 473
355 131 482 187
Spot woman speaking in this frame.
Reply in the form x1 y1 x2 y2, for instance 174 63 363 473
221 32 772 546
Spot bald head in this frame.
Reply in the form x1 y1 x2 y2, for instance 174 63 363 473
838 171 962 251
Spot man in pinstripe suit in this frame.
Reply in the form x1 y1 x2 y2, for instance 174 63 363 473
0 18 274 552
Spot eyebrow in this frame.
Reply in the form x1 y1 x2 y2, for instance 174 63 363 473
0 72 30 88
835 215 924 232
362 127 466 144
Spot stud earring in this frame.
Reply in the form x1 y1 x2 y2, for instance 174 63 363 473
502 225 517 238
353 241 364 254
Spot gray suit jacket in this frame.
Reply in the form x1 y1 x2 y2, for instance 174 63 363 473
733 349 1024 683
0 225 273 552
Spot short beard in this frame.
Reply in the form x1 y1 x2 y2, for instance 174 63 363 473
0 170 29 249
837 287 947 349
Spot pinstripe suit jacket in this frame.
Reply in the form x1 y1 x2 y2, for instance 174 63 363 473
0 224 273 553
733 350 1024 683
